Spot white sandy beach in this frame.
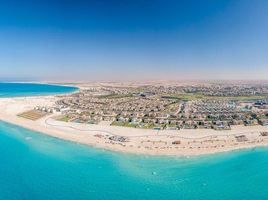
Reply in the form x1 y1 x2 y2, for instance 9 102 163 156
0 95 268 156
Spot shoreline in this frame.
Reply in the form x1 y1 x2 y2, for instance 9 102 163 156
1 96 268 156
1 119 266 159
0 82 80 99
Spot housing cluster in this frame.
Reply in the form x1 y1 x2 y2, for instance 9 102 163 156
53 83 268 130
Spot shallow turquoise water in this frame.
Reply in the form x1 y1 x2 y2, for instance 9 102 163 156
0 83 77 97
0 121 268 200
0 83 268 199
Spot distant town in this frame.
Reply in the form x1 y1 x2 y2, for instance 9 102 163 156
34 82 268 131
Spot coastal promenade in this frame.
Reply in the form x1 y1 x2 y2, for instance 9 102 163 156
1 96 268 156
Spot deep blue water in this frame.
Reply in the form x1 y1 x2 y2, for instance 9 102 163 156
0 83 77 97
0 83 268 200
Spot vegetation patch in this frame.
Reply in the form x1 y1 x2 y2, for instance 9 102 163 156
161 93 268 101
98 93 133 99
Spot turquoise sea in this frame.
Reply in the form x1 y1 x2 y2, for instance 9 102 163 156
0 83 268 200
0 82 77 97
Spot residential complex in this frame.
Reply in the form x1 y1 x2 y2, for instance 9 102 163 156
47 82 268 131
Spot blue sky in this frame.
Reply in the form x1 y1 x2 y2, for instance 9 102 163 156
0 0 268 81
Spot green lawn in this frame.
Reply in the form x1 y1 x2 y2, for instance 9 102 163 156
111 121 163 129
57 115 72 122
161 93 268 101
111 121 137 128
98 93 133 99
